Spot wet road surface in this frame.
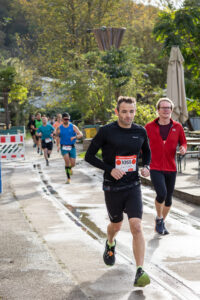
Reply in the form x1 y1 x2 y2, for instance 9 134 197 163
1 141 200 300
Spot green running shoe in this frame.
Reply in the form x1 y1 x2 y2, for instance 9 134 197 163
134 267 150 287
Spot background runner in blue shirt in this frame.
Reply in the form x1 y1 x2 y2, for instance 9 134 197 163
56 112 83 184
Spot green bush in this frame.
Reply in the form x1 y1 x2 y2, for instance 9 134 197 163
134 103 157 126
108 103 157 127
79 149 102 159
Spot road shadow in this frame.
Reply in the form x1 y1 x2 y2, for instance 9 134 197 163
66 264 166 299
146 234 161 261
128 289 145 300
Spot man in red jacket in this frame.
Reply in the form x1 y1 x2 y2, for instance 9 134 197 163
145 98 187 235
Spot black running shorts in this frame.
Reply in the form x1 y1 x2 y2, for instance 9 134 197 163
104 183 143 223
41 140 53 151
30 130 36 136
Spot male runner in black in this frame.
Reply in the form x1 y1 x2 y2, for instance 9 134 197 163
85 96 151 287
27 114 36 147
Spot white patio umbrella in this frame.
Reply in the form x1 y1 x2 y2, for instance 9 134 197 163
167 46 188 123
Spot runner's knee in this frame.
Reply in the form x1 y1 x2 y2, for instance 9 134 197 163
165 196 172 207
156 192 167 204
70 161 76 167
129 219 142 236
109 222 122 233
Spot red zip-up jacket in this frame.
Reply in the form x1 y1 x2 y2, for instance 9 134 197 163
145 118 187 171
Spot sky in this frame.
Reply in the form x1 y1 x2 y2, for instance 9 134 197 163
135 0 184 9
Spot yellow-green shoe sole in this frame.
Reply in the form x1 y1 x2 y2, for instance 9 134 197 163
134 272 150 287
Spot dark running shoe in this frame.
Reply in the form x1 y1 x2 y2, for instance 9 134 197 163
37 147 40 153
134 267 150 287
155 217 164 234
163 222 169 235
103 240 116 266
46 159 49 166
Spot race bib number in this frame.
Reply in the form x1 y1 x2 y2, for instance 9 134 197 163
115 155 137 172
62 145 72 151
45 138 51 143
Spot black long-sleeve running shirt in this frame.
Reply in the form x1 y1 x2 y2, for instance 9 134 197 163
85 121 151 187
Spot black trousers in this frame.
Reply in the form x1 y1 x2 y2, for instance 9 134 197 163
150 170 177 207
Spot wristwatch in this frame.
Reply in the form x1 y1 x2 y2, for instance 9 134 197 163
144 165 150 171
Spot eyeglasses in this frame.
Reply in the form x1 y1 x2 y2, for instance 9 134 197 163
159 107 172 110
63 118 69 121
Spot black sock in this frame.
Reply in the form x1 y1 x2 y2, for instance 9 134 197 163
65 167 70 179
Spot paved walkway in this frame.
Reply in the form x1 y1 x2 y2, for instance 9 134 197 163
0 167 89 300
0 141 199 300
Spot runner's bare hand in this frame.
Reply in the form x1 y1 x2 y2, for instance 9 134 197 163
141 167 150 177
111 168 126 180
179 145 186 155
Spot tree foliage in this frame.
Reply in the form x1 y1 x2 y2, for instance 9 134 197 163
153 0 200 101
108 102 157 127
0 0 186 124
187 99 200 117
0 0 29 57
99 47 132 87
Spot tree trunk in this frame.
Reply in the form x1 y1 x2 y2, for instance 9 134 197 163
3 91 9 129
115 89 120 101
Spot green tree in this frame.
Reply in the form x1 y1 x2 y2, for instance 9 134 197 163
0 66 16 128
108 102 157 127
119 1 168 88
0 58 32 127
17 0 122 77
16 0 166 87
153 0 200 100
6 0 170 124
98 47 132 101
46 51 112 124
0 0 29 57
134 103 157 126
187 99 200 117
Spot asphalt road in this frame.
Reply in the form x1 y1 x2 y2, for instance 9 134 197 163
0 140 200 300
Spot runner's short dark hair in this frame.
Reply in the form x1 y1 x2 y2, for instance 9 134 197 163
117 96 136 111
62 112 70 119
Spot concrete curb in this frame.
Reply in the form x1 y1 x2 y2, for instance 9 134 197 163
141 177 200 206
